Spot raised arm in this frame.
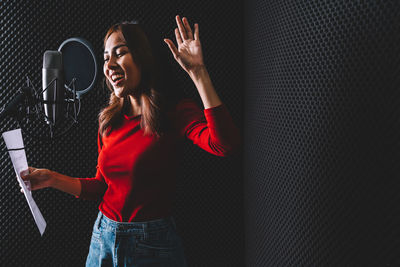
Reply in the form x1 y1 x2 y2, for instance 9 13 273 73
174 98 241 157
164 15 222 109
165 15 241 156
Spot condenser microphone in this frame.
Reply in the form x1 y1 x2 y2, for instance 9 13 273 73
42 51 65 125
0 38 97 140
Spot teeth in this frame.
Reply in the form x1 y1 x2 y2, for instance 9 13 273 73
111 74 124 82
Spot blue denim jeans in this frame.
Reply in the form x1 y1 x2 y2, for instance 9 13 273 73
85 211 187 267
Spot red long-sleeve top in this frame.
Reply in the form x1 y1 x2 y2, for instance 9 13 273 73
75 98 241 222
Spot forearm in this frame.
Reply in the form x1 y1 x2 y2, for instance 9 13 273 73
50 171 81 196
189 66 222 109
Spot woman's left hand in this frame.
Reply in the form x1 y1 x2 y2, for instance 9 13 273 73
164 15 205 75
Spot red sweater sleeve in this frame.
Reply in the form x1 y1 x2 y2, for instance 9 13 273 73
74 130 108 200
175 98 242 157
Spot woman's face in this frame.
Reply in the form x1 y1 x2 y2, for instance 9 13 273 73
103 31 141 98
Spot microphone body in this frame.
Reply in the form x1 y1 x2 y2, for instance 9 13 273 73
42 51 65 125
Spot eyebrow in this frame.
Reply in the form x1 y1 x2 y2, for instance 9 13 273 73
104 44 128 54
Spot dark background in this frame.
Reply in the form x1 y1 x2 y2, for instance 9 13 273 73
1 0 400 267
245 1 400 266
0 1 243 266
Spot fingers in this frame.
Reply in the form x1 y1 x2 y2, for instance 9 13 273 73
175 15 198 42
174 28 183 46
18 166 49 192
182 17 193 40
16 175 23 187
165 16 199 59
20 167 40 188
20 171 29 179
175 15 187 40
16 177 28 193
164 38 179 59
21 166 39 179
20 166 35 178
20 169 29 178
194 23 199 41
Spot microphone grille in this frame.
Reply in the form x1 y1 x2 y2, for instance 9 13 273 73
43 50 63 69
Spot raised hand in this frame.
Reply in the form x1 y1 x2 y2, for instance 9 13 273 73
164 15 205 75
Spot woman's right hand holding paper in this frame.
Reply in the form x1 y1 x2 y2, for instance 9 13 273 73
19 166 52 193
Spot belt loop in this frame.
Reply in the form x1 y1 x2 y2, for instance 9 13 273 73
95 211 102 231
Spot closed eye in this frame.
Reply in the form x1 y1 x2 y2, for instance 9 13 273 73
103 50 126 62
116 51 126 57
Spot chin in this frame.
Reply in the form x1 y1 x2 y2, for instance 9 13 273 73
114 88 126 98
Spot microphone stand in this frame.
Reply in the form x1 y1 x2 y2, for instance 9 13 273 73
2 75 81 144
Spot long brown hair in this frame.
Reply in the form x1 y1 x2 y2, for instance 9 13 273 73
99 21 180 138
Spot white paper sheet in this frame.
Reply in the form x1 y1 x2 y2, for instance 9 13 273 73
2 128 47 236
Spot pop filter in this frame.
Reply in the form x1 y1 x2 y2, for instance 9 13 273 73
58 37 98 98
6 37 99 141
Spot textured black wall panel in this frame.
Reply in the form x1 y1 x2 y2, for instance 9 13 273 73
245 1 400 266
0 1 244 266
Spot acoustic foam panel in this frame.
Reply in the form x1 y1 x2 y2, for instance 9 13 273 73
245 1 400 266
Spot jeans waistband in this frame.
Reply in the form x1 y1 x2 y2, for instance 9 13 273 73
96 211 177 232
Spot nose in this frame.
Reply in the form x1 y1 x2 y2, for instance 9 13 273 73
105 55 118 72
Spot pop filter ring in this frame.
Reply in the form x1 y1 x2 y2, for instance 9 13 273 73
1 37 98 151
19 37 97 141
58 37 98 98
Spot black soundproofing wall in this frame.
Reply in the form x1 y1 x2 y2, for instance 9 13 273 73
0 1 244 266
245 1 400 266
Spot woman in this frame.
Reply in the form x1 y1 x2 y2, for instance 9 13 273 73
20 15 241 266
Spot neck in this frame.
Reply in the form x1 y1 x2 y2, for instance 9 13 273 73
126 95 142 116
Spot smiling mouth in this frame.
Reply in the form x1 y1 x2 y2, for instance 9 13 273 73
110 72 124 81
